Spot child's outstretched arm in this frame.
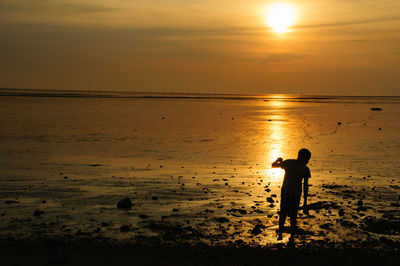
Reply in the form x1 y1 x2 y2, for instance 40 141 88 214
303 177 309 215
272 157 283 168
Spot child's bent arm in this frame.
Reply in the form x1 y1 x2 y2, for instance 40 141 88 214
272 157 283 168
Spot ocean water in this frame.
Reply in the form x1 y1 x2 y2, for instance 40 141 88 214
1 89 400 244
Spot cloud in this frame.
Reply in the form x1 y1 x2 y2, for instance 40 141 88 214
0 20 264 39
261 53 308 64
294 16 400 29
0 0 116 14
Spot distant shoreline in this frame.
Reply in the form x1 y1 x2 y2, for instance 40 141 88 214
1 88 399 101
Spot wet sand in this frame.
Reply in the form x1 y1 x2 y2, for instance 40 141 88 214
1 90 400 263
1 238 399 266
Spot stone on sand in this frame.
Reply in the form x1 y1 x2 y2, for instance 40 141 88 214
215 217 229 223
319 223 333 230
117 198 133 210
266 197 275 203
33 210 45 217
5 200 19 204
250 224 266 235
120 225 130 232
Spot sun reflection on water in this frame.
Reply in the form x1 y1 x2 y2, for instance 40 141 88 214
264 97 286 183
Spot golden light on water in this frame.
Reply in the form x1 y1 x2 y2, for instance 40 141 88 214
265 98 286 183
265 3 297 33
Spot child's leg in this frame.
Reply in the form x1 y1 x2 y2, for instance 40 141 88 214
289 199 300 240
279 212 286 232
278 190 291 240
290 212 297 236
277 212 286 240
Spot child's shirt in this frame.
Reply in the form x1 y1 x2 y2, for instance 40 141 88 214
280 159 311 195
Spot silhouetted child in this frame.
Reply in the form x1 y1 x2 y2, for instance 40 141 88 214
272 148 311 241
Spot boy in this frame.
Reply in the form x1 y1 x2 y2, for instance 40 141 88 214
272 148 311 241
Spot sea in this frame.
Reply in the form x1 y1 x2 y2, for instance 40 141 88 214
1 88 399 245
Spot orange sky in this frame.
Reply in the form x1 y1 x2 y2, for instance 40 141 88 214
1 0 400 95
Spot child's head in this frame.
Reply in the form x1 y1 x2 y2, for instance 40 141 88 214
297 148 311 164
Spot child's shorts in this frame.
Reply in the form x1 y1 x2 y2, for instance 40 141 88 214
280 190 301 217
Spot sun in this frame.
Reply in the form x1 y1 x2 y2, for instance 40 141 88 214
265 3 297 33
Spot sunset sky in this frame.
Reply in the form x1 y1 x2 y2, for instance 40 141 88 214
1 0 399 95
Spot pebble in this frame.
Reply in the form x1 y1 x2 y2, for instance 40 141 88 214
117 198 133 210
266 197 275 203
33 210 45 217
120 225 130 232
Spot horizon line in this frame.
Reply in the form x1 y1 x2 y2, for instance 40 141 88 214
1 87 400 99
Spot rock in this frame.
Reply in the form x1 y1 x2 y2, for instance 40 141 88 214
266 197 275 203
340 220 357 228
75 229 87 236
250 224 265 235
357 206 367 212
215 217 230 223
120 225 130 232
322 184 341 189
4 200 19 204
238 209 247 215
33 210 45 217
235 239 245 245
362 216 400 234
117 198 133 210
226 208 247 215
319 223 332 230
138 214 149 219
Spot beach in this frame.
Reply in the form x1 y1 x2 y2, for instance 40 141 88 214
1 90 400 264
